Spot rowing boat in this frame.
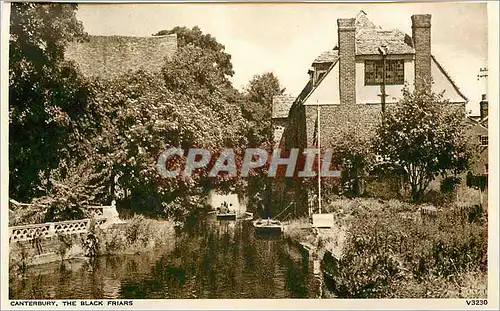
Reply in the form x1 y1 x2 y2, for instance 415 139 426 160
252 218 283 235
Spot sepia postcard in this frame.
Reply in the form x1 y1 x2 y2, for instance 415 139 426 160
1 1 498 310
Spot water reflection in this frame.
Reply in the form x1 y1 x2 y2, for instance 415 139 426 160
10 217 328 299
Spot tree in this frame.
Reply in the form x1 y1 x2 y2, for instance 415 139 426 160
241 72 283 147
91 42 249 220
238 73 283 216
243 72 283 121
9 3 96 201
153 26 234 77
373 86 471 202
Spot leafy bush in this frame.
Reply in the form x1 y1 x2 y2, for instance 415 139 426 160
324 199 486 298
440 176 461 193
82 219 100 259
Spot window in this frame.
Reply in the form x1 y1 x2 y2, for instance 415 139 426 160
365 60 405 85
479 135 488 146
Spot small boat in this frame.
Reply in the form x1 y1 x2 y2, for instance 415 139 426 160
253 218 283 235
237 211 254 221
216 211 237 221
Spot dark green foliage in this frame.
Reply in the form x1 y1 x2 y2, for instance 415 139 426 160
466 172 487 191
242 72 283 147
153 25 234 77
9 3 96 201
324 200 486 298
440 176 461 193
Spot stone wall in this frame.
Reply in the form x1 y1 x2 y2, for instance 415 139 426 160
65 34 178 79
303 103 382 148
10 233 88 269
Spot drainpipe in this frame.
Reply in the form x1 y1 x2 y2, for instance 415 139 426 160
378 45 388 116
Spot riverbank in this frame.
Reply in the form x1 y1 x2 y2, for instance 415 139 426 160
283 217 346 260
283 196 488 298
9 215 176 272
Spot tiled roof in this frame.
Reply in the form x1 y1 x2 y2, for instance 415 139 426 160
313 49 339 64
356 28 414 55
311 11 414 64
355 11 414 55
65 34 177 79
272 94 296 119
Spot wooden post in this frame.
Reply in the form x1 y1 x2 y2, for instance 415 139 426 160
317 103 322 214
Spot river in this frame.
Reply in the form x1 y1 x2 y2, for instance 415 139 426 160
9 216 332 299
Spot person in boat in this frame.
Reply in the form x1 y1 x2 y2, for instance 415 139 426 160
229 203 233 214
221 201 229 214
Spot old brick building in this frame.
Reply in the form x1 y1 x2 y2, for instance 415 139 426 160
274 11 467 150
467 94 489 178
271 11 469 212
65 34 178 79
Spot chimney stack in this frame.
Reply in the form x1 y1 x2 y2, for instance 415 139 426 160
337 18 356 105
480 94 488 120
411 14 432 92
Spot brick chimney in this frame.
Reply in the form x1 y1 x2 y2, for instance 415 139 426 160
480 94 488 120
411 14 432 92
337 18 356 105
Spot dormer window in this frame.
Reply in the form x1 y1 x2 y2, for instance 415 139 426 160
365 60 405 85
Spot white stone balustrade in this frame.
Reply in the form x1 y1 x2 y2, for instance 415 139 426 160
9 223 52 243
9 202 118 243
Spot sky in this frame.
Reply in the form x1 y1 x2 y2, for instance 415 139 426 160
76 2 488 115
